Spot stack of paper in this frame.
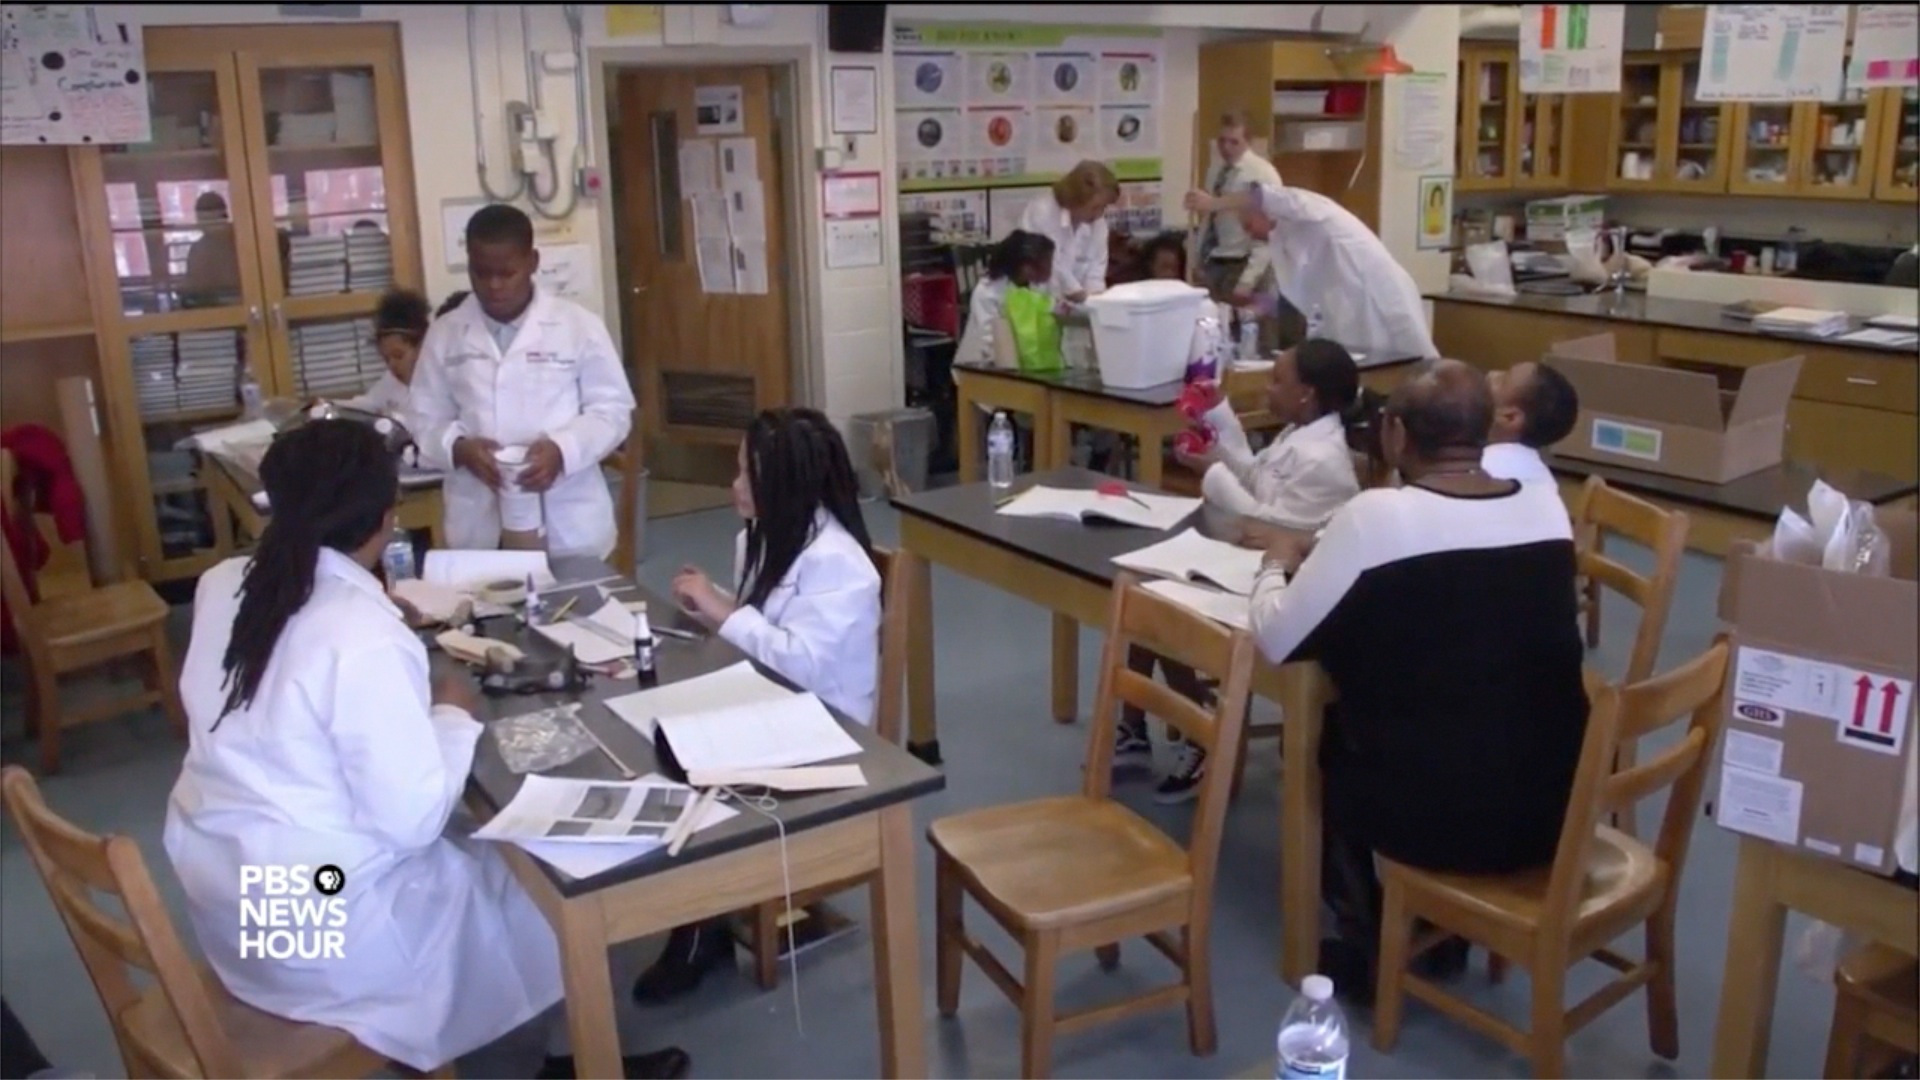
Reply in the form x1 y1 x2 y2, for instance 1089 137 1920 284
1838 327 1920 349
656 693 862 772
346 226 393 292
997 485 1201 530
132 336 178 419
422 549 555 590
533 601 635 665
287 235 348 296
1866 313 1919 331
604 661 795 738
175 331 240 413
1754 307 1849 338
1113 529 1264 596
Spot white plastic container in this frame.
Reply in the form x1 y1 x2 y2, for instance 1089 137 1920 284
1084 280 1210 389
492 445 545 534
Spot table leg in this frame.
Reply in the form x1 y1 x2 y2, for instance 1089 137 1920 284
1135 424 1164 489
905 550 941 764
553 902 622 1079
957 379 981 485
870 804 928 1079
1045 410 1074 474
1710 837 1788 1079
1051 616 1079 723
1279 665 1328 988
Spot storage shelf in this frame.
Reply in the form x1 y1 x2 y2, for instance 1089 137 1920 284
0 322 94 344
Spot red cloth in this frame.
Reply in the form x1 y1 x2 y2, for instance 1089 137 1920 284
1 424 88 652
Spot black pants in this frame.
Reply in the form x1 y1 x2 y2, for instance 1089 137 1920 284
2 997 51 1079
1321 809 1384 955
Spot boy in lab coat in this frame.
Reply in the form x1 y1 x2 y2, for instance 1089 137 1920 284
408 205 635 559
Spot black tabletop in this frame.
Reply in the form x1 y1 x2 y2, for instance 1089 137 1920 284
1547 456 1917 520
461 557 944 898
953 358 1424 408
1430 289 1920 357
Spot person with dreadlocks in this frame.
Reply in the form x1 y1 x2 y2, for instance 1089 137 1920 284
162 420 690 1079
635 407 883 1004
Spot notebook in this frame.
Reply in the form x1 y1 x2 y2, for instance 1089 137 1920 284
1141 579 1252 631
996 485 1201 531
1113 529 1264 596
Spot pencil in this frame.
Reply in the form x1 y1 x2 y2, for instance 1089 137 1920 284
577 718 637 779
668 788 720 856
548 594 580 623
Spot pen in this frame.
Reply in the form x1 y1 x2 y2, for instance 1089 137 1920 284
652 624 701 642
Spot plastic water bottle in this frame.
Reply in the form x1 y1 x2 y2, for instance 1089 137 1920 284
238 367 264 420
987 411 1015 490
1305 304 1325 342
1276 974 1349 1079
380 523 415 584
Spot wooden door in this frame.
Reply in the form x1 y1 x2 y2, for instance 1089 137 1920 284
1874 87 1919 202
615 66 793 450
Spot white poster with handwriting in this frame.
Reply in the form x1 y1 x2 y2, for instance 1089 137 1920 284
1519 4 1625 94
1696 4 1850 103
1 4 151 145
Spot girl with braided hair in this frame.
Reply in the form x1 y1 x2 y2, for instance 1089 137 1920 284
164 420 690 1078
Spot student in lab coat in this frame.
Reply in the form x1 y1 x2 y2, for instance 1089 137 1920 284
1186 181 1439 364
408 205 636 558
163 420 690 1080
1018 160 1121 302
955 229 1056 369
339 288 430 416
642 407 883 1004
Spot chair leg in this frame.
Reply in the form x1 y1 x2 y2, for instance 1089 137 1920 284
1821 994 1865 1079
1021 931 1059 1080
935 854 963 1017
31 664 62 774
1644 909 1680 1060
1528 953 1569 1079
751 900 781 991
149 630 187 738
1095 942 1120 971
1183 920 1217 1057
1372 876 1413 1052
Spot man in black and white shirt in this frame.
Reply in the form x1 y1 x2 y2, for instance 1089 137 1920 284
1482 360 1581 487
1249 360 1588 1000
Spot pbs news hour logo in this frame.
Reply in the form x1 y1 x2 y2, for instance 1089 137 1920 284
239 863 348 960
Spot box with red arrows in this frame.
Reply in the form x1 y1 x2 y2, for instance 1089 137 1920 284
1714 510 1917 876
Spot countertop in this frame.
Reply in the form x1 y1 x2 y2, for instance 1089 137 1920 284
1430 289 1919 357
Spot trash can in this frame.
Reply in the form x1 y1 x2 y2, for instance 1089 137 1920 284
847 407 935 500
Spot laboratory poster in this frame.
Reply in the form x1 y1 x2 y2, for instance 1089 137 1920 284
1416 176 1453 251
1519 5 1626 94
694 84 744 135
1695 4 1849 103
1848 4 1920 90
892 21 1163 192
0 4 151 145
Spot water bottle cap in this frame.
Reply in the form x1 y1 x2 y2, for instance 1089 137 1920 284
1302 974 1334 1002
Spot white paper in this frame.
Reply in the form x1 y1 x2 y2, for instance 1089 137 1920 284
718 137 758 190
996 485 1202 531
726 181 767 242
686 764 868 791
390 579 472 625
829 65 879 133
694 84 745 134
1733 646 1842 719
1848 4 1919 90
655 694 862 773
533 242 598 303
1520 4 1626 93
733 240 769 296
1696 4 1850 102
1141 579 1251 631
677 138 719 194
182 418 277 455
1867 313 1920 330
514 788 738 879
1391 72 1452 171
825 218 884 270
440 198 489 270
695 237 736 295
1837 327 1919 348
422 550 555 590
533 601 634 665
690 191 731 246
1724 729 1785 777
822 172 883 218
1 5 151 146
1114 528 1265 597
604 660 794 739
476 775 701 844
1716 765 1804 845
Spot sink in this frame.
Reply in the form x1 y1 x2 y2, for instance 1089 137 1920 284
1517 279 1590 296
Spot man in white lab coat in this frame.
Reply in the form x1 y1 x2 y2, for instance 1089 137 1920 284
409 204 635 558
1187 181 1439 364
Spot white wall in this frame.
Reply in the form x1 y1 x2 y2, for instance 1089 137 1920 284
1376 4 1462 292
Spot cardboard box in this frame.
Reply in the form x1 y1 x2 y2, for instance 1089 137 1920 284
1524 195 1606 243
1714 510 1918 876
1543 333 1802 484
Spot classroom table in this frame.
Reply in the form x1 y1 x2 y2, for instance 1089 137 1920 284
461 557 943 1079
1548 457 1916 557
1709 837 1920 1078
199 449 446 548
890 469 1336 988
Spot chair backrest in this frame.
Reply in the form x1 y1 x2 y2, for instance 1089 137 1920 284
1084 574 1256 879
869 546 908 746
0 765 243 1078
1538 638 1730 929
1571 476 1691 682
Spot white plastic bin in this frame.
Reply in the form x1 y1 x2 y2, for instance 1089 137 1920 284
1084 280 1210 389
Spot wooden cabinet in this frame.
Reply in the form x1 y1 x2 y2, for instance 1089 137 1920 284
73 23 421 581
1606 55 1668 189
1604 53 1733 192
1457 46 1576 191
1797 91 1885 199
1875 86 1919 202
1727 102 1806 195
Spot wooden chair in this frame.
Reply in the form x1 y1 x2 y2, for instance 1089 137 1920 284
1371 638 1731 1079
928 575 1256 1078
744 544 910 990
0 453 185 774
1824 942 1919 1079
0 766 454 1078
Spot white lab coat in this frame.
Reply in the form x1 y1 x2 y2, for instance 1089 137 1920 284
721 512 882 725
1018 192 1109 300
1256 183 1439 362
1481 442 1555 487
408 288 636 558
163 553 563 1071
1200 408 1359 530
955 277 1011 369
339 370 409 417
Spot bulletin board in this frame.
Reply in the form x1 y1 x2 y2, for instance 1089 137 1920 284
892 21 1163 193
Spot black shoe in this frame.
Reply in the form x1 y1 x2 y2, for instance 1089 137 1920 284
1413 935 1471 981
536 1047 691 1079
1315 938 1376 1008
1152 742 1207 805
632 921 735 1005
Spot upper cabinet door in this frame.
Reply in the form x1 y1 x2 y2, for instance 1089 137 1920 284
1798 89 1884 200
1728 102 1806 196
1607 56 1667 189
1515 92 1573 190
1458 49 1518 191
1875 87 1919 202
1664 57 1731 192
231 25 421 398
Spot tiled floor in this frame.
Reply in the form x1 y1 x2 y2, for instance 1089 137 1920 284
1 501 1850 1078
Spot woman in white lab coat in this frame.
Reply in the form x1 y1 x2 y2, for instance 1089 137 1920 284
1017 160 1121 302
1188 180 1439 364
646 407 883 1005
338 288 430 416
407 205 636 560
163 420 689 1080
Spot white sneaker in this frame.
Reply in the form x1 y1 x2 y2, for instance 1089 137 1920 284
1153 741 1208 804
1112 724 1153 770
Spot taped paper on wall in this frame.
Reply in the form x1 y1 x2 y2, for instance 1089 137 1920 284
533 242 598 303
677 139 718 194
733 239 769 295
694 84 744 135
1724 729 1785 777
695 238 735 295
719 136 758 189
1716 766 1804 845
726 181 767 242
1 4 151 145
690 192 730 247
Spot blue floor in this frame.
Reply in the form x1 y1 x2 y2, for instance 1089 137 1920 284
1 501 1847 1078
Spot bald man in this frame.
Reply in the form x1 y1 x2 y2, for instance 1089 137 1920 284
1246 360 1588 1003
